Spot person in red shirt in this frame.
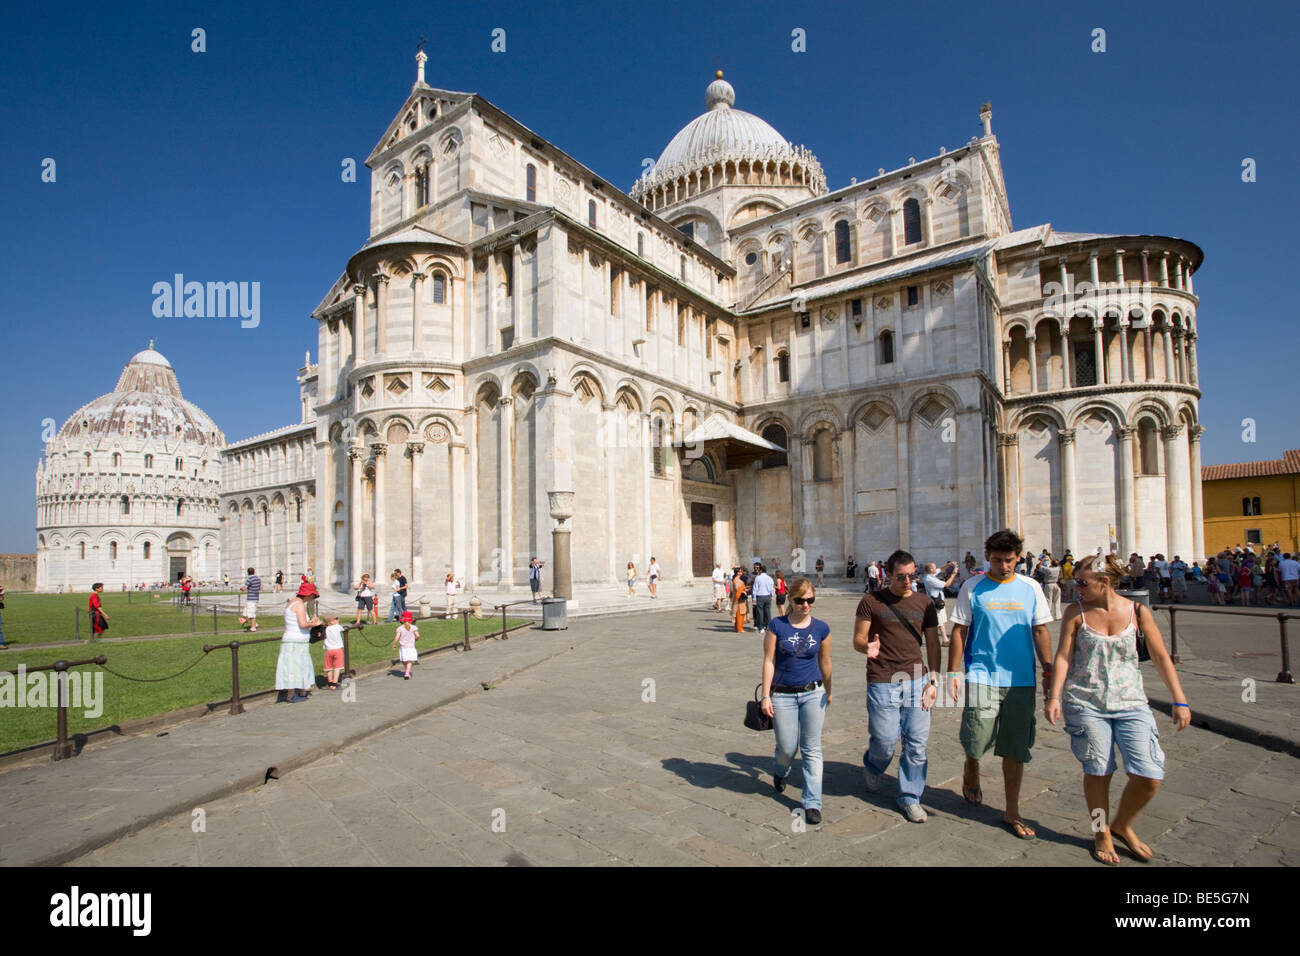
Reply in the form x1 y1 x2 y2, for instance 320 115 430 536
89 583 109 639
1236 565 1254 607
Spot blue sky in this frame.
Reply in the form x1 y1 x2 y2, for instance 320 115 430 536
1 0 1296 552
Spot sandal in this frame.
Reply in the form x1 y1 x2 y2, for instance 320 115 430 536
1091 837 1121 865
1114 832 1155 862
1003 818 1037 840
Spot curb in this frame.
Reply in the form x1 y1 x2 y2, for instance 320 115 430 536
1147 694 1300 759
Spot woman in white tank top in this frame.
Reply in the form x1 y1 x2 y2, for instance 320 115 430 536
277 581 322 702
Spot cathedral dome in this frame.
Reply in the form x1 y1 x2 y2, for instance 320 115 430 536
58 346 223 446
631 71 825 206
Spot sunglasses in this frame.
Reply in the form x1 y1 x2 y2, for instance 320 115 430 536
790 597 815 606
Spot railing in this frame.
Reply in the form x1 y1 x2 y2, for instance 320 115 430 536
0 656 108 760
1151 603 1294 684
493 600 543 644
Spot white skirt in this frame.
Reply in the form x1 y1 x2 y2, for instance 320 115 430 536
275 639 316 689
399 645 418 663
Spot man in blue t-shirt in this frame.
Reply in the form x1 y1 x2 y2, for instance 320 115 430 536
947 529 1053 840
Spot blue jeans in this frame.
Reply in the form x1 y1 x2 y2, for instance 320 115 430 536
387 592 406 621
753 596 772 630
1064 705 1165 779
864 676 932 806
771 687 827 810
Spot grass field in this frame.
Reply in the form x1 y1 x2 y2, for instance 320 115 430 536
0 613 525 755
0 590 255 645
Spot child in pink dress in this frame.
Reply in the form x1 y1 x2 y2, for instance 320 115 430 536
391 611 419 680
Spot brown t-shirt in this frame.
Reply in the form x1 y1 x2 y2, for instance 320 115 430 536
855 589 938 684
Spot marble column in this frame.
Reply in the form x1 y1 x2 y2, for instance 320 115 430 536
371 442 387 584
923 198 934 246
1059 429 1077 555
602 402 618 583
316 441 333 587
1088 250 1100 289
841 426 856 560
1118 322 1131 383
497 395 514 586
889 207 901 256
998 433 1020 534
1060 319 1072 389
348 448 363 583
1116 426 1136 555
1163 326 1175 382
353 284 368 363
449 437 466 579
1163 425 1193 559
1160 253 1170 287
1115 250 1126 287
1093 322 1105 386
1188 333 1199 385
1003 341 1012 393
411 272 425 353
895 422 910 547
1189 426 1205 560
1027 333 1039 392
641 412 652 568
408 441 424 585
374 275 389 355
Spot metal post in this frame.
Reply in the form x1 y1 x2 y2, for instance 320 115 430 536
463 609 471 651
1278 615 1294 684
229 642 245 715
343 626 354 678
501 604 508 641
53 662 71 761
1168 607 1179 664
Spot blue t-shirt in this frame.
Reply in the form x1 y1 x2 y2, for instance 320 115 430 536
769 615 830 687
949 574 1051 687
245 575 262 602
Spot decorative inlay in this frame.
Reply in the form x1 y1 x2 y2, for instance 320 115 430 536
424 422 450 444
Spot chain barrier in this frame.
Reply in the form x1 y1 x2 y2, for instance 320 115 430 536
94 650 212 683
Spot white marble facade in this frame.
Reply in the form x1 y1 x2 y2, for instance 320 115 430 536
213 60 1202 592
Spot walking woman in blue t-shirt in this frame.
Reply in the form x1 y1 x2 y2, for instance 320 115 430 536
760 577 833 825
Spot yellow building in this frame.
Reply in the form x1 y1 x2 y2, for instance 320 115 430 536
1202 450 1300 555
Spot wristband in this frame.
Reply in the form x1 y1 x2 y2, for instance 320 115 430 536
1172 702 1190 708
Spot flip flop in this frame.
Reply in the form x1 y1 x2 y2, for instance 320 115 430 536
1003 818 1037 840
1114 833 1154 862
1091 844 1120 866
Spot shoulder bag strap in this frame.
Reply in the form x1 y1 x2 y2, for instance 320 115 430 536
885 600 925 646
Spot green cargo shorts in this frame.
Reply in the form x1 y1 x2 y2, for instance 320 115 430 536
960 683 1036 763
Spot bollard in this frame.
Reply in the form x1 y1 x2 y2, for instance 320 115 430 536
463 609 471 651
1278 615 1294 684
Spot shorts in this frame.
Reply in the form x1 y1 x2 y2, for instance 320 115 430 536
1160 578 1171 589
935 605 948 628
323 648 344 670
530 580 541 593
960 684 1036 763
357 596 374 610
399 646 418 663
1063 706 1165 779
244 602 259 619
713 583 725 600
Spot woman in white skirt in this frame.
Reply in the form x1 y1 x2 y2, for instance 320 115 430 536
277 580 321 702
392 611 419 679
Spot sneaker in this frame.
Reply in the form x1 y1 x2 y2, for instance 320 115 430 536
773 774 787 794
804 808 822 825
902 804 928 823
404 674 410 680
863 766 882 793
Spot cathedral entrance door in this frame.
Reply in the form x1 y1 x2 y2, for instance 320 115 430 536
690 503 714 577
169 557 186 582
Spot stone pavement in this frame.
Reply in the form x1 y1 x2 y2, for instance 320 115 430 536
31 590 1293 867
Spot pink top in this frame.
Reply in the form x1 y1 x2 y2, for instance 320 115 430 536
396 624 418 648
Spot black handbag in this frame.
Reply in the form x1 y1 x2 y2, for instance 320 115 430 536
309 624 326 643
744 684 773 731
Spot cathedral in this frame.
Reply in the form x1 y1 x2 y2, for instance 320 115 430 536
39 56 1206 592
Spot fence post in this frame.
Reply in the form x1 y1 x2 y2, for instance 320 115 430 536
1168 607 1179 664
463 609 471 652
501 603 508 641
343 626 353 678
1278 614 1294 684
53 661 71 761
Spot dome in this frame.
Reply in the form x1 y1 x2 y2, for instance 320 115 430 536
632 71 825 204
57 346 224 445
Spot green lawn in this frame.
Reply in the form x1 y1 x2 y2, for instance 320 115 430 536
0 590 254 645
0 614 527 755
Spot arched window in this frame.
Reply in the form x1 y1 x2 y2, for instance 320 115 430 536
637 232 645 257
79 542 85 559
84 452 91 466
109 541 117 560
879 329 895 364
296 499 302 522
525 164 536 203
143 542 151 559
120 495 130 515
177 499 185 516
1137 419 1160 475
834 220 851 264
776 351 790 383
415 165 429 207
761 424 788 469
432 272 446 304
903 198 922 245
588 200 597 227
144 454 153 469
263 505 270 526
813 429 833 481
112 453 121 468
651 416 671 477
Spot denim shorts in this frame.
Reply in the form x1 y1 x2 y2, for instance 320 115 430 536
1063 705 1165 779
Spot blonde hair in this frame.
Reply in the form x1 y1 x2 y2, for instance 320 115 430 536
1075 553 1126 588
786 577 815 601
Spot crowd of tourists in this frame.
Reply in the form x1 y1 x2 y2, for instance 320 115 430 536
753 528 1191 864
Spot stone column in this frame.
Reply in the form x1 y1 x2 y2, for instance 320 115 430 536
998 433 1020 534
1060 319 1072 389
1059 429 1077 555
1093 322 1105 386
1188 333 1199 385
842 426 856 560
1163 325 1175 382
1186 267 1194 296
1002 340 1012 393
348 448 363 583
374 275 389 355
1116 426 1136 555
923 198 934 246
1027 333 1039 392
1058 257 1069 294
497 395 514 586
1115 250 1126 287
371 442 387 584
1163 425 1193 559
602 402 618 583
1088 250 1100 289
408 441 424 585
548 491 574 600
449 437 466 579
1174 259 1184 291
641 412 652 567
463 405 480 587
353 284 368 363
1141 249 1151 285
411 272 425 352
316 441 333 587
1118 321 1131 383
895 422 910 547
1189 426 1205 560
889 206 901 256
1160 253 1170 287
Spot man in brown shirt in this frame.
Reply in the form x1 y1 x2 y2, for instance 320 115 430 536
853 549 942 822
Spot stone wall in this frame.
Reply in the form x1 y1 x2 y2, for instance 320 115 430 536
0 554 36 591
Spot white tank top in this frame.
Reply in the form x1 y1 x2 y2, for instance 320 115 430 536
282 603 311 643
